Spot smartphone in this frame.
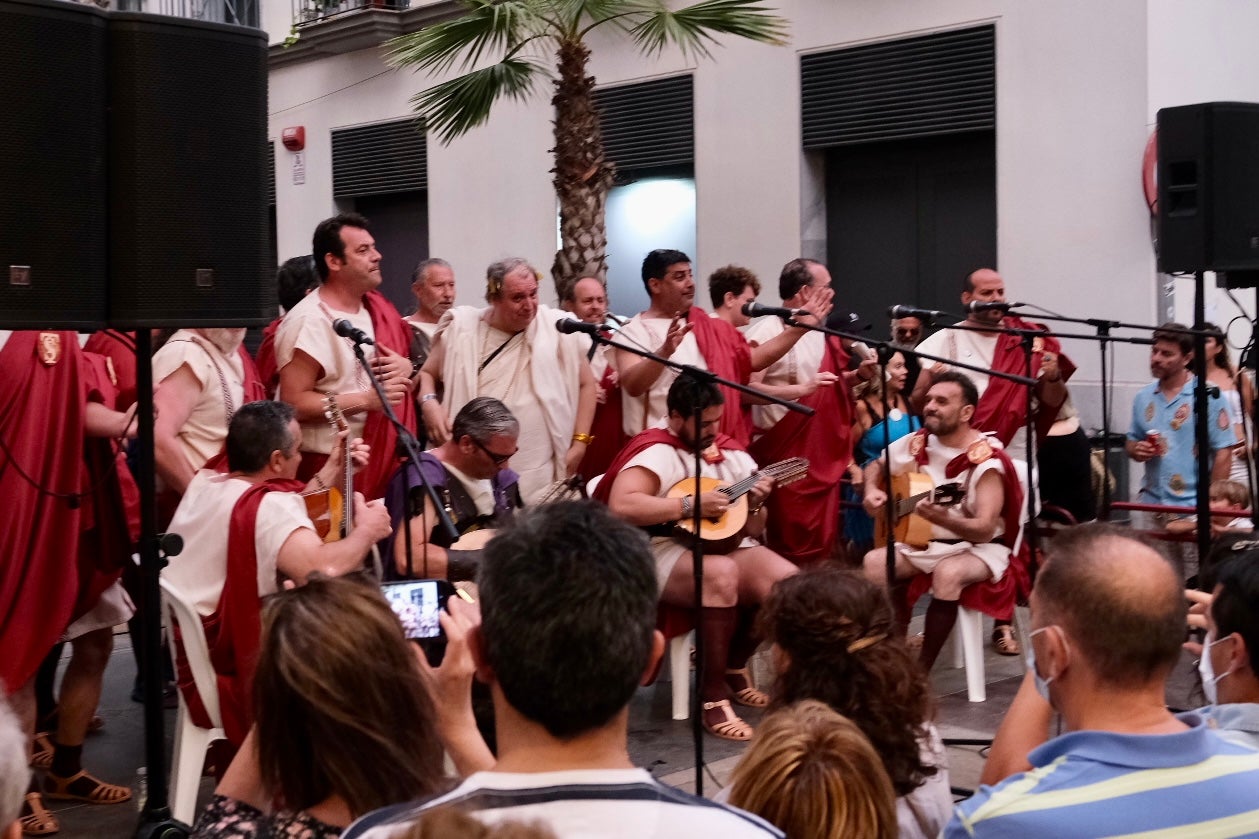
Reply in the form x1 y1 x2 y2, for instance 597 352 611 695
381 578 455 667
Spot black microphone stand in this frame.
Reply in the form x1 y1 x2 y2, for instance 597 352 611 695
345 339 458 569
587 328 809 796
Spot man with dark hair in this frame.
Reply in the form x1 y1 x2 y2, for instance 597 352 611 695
346 501 781 838
381 396 523 581
598 377 796 742
948 525 1259 837
419 257 596 504
1126 321 1233 530
276 213 417 500
744 257 866 564
613 249 830 446
164 400 390 745
256 255 319 395
862 371 1023 671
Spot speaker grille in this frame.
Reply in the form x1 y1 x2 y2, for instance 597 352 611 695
0 0 108 330
108 14 273 327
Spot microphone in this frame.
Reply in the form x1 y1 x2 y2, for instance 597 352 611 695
888 305 950 321
332 318 374 345
742 301 806 319
556 317 610 337
962 301 1023 314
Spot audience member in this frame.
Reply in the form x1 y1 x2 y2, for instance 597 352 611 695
1203 322 1254 485
726 700 897 839
949 524 1259 837
401 808 558 839
758 568 951 838
191 575 451 838
345 500 783 838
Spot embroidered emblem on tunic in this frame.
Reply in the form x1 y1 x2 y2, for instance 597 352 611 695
908 434 925 458
967 438 994 464
37 333 61 366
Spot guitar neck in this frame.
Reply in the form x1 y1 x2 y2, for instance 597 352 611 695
893 489 935 519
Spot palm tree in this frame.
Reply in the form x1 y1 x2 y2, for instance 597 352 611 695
388 0 787 301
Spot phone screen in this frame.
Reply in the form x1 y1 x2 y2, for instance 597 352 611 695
381 580 448 641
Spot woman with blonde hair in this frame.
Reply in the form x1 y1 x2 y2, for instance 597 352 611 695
192 575 453 837
758 567 951 838
727 700 897 839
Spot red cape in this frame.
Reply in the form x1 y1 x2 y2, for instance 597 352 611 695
0 332 89 691
973 317 1075 446
578 363 627 481
83 329 139 411
254 316 282 397
749 336 854 565
359 292 417 500
687 308 753 447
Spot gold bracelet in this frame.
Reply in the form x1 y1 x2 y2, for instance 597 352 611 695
572 432 595 445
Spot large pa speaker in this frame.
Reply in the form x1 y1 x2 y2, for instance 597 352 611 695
1158 102 1259 274
0 0 108 330
108 13 274 328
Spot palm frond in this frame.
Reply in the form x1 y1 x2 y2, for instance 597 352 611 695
630 0 787 61
411 57 545 144
387 0 552 77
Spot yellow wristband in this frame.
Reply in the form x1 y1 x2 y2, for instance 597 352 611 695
572 432 595 445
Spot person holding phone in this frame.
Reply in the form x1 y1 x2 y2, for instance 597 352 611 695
381 397 524 582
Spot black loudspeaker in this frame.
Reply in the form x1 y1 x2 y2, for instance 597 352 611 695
1158 102 1259 274
0 0 108 330
108 14 274 328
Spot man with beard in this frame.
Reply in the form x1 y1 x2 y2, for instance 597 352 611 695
861 371 1021 672
405 257 456 369
599 377 796 742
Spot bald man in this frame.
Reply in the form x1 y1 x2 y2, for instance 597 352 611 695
948 524 1259 837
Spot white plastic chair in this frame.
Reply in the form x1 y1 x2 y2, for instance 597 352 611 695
159 576 225 825
946 456 1033 702
668 631 694 720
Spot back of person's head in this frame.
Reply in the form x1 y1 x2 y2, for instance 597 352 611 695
402 808 559 839
0 696 29 836
1036 523 1184 688
728 701 897 839
452 397 519 443
666 375 724 418
1202 535 1259 593
276 255 319 311
254 574 445 818
1213 555 1259 675
478 500 657 739
1210 479 1251 510
226 400 296 473
759 567 936 796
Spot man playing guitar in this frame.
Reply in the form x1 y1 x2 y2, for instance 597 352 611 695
861 371 1022 673
599 377 797 742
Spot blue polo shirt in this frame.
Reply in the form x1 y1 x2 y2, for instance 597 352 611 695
1127 376 1234 506
947 713 1259 837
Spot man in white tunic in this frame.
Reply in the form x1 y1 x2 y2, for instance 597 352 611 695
418 258 597 504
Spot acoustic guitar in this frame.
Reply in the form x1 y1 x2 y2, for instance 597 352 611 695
305 397 353 543
667 457 809 555
873 472 966 549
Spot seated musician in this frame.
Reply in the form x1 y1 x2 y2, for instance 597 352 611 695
861 371 1022 672
163 400 392 746
381 397 524 581
598 376 797 742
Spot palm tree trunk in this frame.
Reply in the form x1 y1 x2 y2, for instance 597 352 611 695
550 39 615 303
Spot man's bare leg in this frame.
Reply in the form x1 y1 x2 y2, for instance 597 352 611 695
918 553 992 671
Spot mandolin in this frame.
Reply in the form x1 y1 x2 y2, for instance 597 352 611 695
306 396 354 543
667 457 809 554
873 472 966 549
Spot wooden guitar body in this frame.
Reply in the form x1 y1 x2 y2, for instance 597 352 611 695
874 473 967 549
666 457 810 556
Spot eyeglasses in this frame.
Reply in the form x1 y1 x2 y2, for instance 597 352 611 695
472 436 516 467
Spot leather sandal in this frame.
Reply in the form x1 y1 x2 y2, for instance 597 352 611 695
702 699 753 741
30 732 53 770
20 792 59 836
992 624 1021 656
725 668 769 708
44 770 132 805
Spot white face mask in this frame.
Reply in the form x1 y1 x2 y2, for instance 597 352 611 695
1198 632 1234 705
1027 626 1065 704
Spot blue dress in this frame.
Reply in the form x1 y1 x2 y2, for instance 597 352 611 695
844 404 921 548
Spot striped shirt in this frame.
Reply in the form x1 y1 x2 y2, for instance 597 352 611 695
342 769 783 839
947 713 1259 838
